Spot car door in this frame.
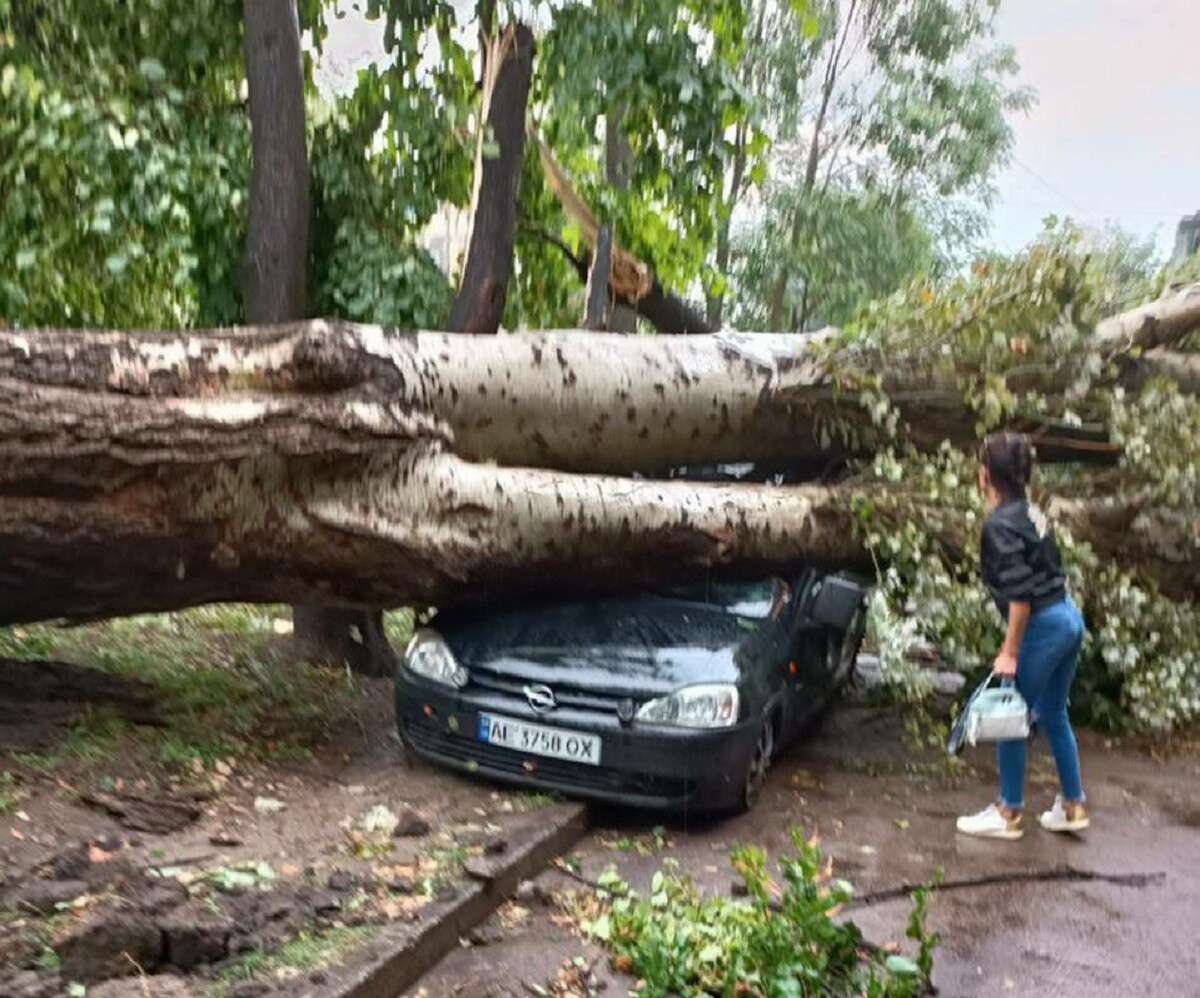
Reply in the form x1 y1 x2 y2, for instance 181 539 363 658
727 577 796 737
779 569 832 738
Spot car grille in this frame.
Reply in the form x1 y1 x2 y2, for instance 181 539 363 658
465 671 630 715
402 719 694 800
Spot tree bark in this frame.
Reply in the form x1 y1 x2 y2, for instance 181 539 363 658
1095 282 1200 352
241 0 308 325
605 100 639 334
0 435 1195 624
2 292 1199 623
242 0 380 671
583 225 614 330
447 24 536 336
4 297 1195 479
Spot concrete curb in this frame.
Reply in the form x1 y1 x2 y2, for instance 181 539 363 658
320 803 589 998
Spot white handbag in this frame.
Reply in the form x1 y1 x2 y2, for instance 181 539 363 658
963 674 1030 747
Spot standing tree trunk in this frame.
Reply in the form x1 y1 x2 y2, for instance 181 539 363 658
447 24 536 335
767 0 855 330
241 0 308 327
242 0 381 673
605 100 639 334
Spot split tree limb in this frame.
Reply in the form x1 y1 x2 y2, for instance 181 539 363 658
530 224 712 334
447 24 536 335
532 135 713 335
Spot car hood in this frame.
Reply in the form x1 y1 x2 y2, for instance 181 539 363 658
437 597 751 697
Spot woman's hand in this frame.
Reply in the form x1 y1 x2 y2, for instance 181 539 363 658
993 648 1018 678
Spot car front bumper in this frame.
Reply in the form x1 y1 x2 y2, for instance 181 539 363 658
394 671 758 812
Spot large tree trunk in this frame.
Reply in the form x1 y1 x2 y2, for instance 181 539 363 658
242 0 372 671
241 0 308 325
0 436 1194 624
446 24 536 335
605 100 639 334
1 288 1198 623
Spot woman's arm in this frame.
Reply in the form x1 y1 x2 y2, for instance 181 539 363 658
994 601 1030 677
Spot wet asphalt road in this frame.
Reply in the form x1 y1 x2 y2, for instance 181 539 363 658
409 704 1200 998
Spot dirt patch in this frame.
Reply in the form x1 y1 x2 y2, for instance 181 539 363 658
1 618 569 998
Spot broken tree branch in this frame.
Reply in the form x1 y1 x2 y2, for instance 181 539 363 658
846 866 1167 909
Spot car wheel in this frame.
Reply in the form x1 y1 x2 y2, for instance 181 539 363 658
742 716 776 811
826 602 867 687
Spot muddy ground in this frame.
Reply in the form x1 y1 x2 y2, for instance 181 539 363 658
411 705 1200 998
0 655 564 998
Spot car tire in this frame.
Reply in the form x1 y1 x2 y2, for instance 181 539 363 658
741 715 776 812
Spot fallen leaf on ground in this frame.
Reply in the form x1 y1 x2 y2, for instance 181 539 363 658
254 797 287 815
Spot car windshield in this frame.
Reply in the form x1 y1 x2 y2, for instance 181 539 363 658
654 579 777 619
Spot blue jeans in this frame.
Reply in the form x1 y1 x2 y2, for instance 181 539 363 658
998 597 1085 810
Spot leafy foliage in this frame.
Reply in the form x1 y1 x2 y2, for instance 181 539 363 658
836 227 1200 733
725 0 1031 330
732 186 937 329
584 830 935 996
0 0 249 327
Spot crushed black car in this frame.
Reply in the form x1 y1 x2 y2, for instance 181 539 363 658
395 566 867 813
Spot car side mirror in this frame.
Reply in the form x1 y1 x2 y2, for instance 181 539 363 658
809 576 865 630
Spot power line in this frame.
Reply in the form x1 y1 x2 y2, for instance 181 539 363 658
1008 157 1189 223
1010 157 1096 220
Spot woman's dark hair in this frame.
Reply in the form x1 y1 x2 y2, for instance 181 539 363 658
979 432 1034 500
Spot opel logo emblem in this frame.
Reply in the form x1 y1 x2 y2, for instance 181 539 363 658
524 683 557 714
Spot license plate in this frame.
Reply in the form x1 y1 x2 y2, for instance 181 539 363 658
477 712 601 766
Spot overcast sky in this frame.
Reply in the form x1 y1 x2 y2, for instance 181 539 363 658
321 0 1200 259
990 0 1200 258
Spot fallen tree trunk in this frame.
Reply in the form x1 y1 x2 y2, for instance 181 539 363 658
2 286 1199 623
6 314 1182 477
1 437 1194 623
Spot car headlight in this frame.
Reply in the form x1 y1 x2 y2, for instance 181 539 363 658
404 630 468 689
636 683 739 729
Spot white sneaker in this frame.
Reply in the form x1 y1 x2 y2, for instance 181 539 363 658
1039 795 1089 833
956 802 1023 840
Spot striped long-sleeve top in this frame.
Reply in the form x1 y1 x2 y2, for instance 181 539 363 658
980 499 1067 620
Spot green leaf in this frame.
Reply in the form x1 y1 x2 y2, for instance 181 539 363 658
138 58 167 83
15 248 37 270
481 140 500 159
802 14 822 39
886 955 921 977
104 254 128 274
698 943 722 962
587 914 611 941
68 984 86 998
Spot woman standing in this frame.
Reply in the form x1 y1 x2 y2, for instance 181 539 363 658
956 432 1089 840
